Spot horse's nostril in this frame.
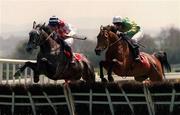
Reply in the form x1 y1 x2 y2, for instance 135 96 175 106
95 49 101 56
26 46 32 52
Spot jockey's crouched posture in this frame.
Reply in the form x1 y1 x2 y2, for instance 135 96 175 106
112 16 144 62
48 16 76 63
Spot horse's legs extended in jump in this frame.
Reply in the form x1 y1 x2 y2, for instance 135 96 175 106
99 61 108 82
14 62 39 82
82 62 96 83
14 62 37 75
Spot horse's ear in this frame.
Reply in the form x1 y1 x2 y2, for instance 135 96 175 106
100 25 103 30
42 22 46 27
33 21 36 29
39 22 46 31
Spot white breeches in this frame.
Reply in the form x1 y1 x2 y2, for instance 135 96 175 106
65 38 74 47
131 30 144 42
65 31 75 47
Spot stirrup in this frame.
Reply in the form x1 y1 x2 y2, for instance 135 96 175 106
134 57 141 62
70 60 75 64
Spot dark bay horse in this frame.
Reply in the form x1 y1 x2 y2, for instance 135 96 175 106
14 22 95 83
95 25 171 83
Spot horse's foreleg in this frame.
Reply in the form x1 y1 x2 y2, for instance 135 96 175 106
14 62 38 82
99 61 108 82
107 61 114 82
14 62 37 76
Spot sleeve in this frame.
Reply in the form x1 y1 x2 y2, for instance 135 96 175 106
63 23 76 36
123 18 140 38
58 19 76 39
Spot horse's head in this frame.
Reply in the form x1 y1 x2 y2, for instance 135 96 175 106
95 25 118 55
95 26 109 55
26 21 53 52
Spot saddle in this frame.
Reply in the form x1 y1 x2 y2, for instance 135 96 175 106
139 53 151 69
64 51 87 62
73 53 84 61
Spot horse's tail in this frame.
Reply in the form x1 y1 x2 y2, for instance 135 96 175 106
85 61 96 82
154 51 171 73
81 58 96 83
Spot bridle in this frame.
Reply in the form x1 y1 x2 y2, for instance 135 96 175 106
31 27 61 54
32 27 55 46
101 29 122 49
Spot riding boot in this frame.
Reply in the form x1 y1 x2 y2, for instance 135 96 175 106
64 44 75 64
128 39 140 62
57 38 74 64
133 47 140 62
132 41 140 62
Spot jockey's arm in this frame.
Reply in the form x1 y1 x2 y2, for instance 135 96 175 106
124 22 140 38
125 26 140 38
61 23 76 39
122 18 140 38
64 31 76 38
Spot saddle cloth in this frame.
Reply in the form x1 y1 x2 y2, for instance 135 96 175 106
139 54 151 69
73 53 86 62
64 51 87 62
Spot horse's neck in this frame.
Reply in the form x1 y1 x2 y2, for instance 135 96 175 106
107 34 132 62
108 32 119 45
40 37 60 55
47 37 60 49
107 33 122 55
41 30 59 49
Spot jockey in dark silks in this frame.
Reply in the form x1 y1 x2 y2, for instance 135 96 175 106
48 16 76 63
112 16 144 62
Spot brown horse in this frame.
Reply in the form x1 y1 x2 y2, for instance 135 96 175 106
14 22 95 83
95 25 171 83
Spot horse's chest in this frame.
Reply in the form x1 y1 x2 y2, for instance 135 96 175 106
106 51 115 59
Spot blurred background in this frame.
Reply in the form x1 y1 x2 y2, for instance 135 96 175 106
0 0 180 71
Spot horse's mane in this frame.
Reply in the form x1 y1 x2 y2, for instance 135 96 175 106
102 25 121 41
103 25 118 33
103 25 130 42
35 23 52 35
42 25 53 35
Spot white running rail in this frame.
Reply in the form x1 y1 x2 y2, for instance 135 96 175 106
0 58 179 85
0 58 61 84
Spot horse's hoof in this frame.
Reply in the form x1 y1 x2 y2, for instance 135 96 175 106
34 77 39 83
143 80 152 86
108 77 114 82
101 78 108 82
112 58 118 62
14 70 21 77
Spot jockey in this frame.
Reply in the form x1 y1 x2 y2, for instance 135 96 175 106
112 16 144 62
48 16 76 63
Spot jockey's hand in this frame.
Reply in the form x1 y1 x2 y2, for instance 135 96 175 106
116 31 125 38
64 34 72 39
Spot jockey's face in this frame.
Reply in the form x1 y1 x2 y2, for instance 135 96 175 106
113 23 123 31
50 25 59 32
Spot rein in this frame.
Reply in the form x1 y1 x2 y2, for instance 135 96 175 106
108 37 122 48
40 29 61 54
44 30 55 41
107 32 122 48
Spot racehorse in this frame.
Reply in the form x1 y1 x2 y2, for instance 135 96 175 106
14 21 95 83
95 25 171 83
